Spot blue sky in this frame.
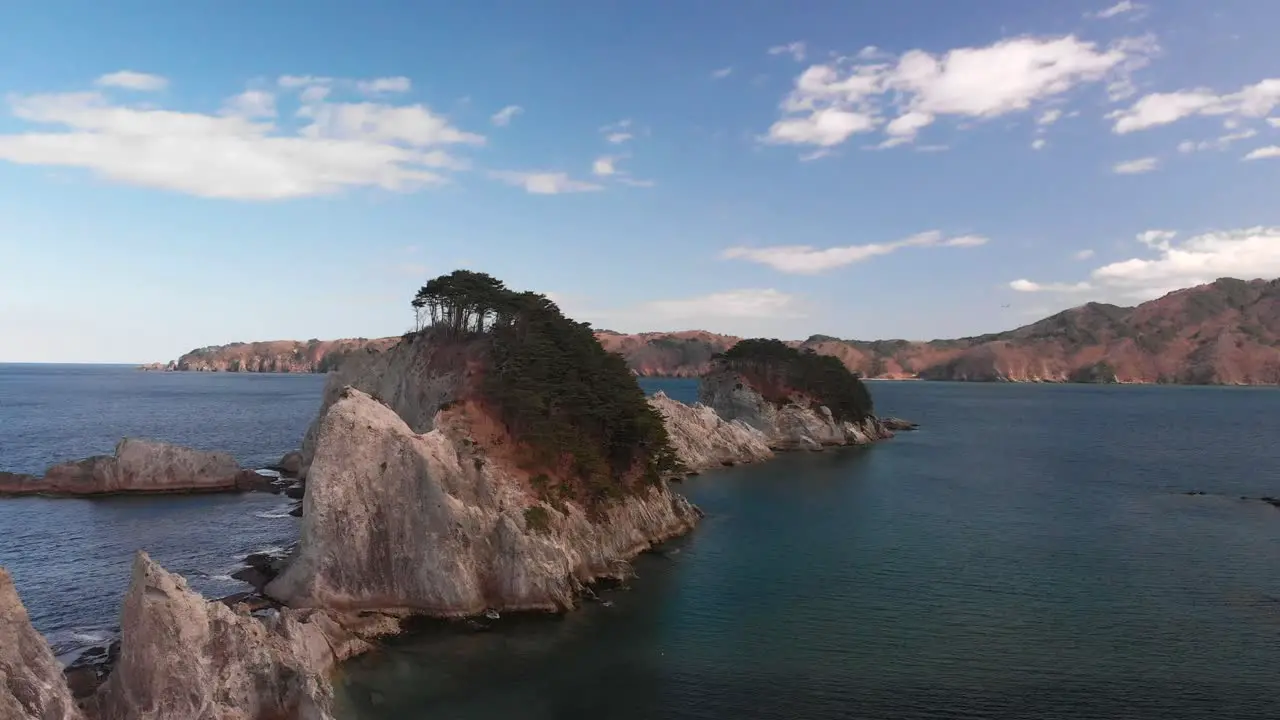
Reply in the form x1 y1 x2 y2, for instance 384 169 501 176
1 0 1278 363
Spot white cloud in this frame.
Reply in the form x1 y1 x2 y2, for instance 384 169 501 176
0 80 484 200
711 67 733 80
95 71 168 91
592 156 617 176
1111 79 1280 133
1088 1 1145 19
1075 249 1096 260
766 34 1151 149
1009 279 1093 292
1178 128 1258 153
222 90 276 118
1112 156 1158 174
768 41 807 62
1031 138 1047 150
1244 145 1280 160
489 170 602 194
278 75 331 88
767 108 877 147
490 104 523 126
300 85 331 104
1268 118 1280 128
644 288 804 320
356 77 411 94
600 118 634 144
721 230 988 274
1012 227 1280 301
1037 108 1063 126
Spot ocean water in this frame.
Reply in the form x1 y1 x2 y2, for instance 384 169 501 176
0 363 323 658
335 379 1280 720
4 365 1280 719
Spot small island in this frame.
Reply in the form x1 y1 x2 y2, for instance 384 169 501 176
1 270 909 720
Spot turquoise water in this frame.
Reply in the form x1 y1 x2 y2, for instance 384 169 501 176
335 379 1280 719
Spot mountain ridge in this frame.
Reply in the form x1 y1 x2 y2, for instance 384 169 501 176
146 277 1280 386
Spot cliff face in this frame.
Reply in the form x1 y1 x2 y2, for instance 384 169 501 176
272 332 700 617
594 330 741 377
700 368 891 450
168 337 400 373
1 569 82 720
269 385 698 616
84 552 401 720
0 439 262 497
645 392 774 472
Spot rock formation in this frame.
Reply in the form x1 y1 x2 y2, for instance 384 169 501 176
0 439 272 497
85 552 397 720
268 385 698 616
700 368 892 450
646 391 773 471
0 569 83 720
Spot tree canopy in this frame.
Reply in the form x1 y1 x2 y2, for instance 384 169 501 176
410 271 684 509
713 338 875 423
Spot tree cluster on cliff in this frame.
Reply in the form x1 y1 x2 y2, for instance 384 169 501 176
713 338 875 422
411 271 685 508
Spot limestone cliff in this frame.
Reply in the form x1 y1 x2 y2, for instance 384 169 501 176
86 552 396 720
1 569 82 720
646 391 773 471
268 385 697 616
0 439 264 497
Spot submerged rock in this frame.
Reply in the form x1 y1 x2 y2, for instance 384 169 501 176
268 386 698 616
0 569 83 720
647 391 773 472
1 439 254 497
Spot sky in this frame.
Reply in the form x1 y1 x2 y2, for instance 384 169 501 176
1 0 1279 363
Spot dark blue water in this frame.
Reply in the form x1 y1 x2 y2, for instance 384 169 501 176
335 379 1280 720
5 366 1280 718
0 364 323 658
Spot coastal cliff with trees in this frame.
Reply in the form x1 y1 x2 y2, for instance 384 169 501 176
148 277 1280 386
2 269 908 719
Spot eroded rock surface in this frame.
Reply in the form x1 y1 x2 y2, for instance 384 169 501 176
647 391 773 471
1 439 259 497
269 387 698 616
89 552 397 720
0 569 83 720
700 369 892 451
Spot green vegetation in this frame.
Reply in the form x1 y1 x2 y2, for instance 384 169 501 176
1068 361 1118 384
713 338 874 423
411 270 685 509
523 505 552 534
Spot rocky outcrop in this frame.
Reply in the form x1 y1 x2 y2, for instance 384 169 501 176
87 552 398 720
268 386 698 616
1 569 83 720
0 439 270 497
155 338 400 374
646 391 773 472
700 369 892 451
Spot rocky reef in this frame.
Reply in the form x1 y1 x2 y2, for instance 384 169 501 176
0 439 276 498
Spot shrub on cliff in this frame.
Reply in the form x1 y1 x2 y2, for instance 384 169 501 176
411 271 685 508
713 338 875 423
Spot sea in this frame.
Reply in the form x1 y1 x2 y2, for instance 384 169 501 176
3 364 1280 719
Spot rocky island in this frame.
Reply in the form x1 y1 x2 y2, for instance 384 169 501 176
2 270 909 719
0 438 277 497
151 277 1280 386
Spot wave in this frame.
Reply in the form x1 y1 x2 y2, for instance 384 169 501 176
254 507 295 519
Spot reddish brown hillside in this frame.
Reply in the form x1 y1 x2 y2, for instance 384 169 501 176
148 278 1280 385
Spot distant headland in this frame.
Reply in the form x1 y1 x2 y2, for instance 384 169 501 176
144 277 1280 386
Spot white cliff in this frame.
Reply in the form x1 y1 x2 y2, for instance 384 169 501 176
268 386 697 616
0 569 82 720
647 391 773 472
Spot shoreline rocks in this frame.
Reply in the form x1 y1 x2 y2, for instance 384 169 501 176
0 439 288 498
1 569 83 719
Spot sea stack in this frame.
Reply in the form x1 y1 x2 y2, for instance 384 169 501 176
268 271 700 615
